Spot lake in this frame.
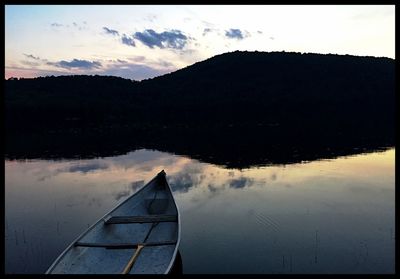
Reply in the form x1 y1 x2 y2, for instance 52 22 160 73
5 148 395 274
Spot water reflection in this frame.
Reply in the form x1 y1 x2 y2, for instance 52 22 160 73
170 251 183 275
5 123 394 169
5 148 395 273
68 162 109 173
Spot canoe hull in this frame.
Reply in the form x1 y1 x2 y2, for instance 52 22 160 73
46 170 180 274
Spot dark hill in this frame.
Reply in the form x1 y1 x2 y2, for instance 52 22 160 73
5 75 139 127
138 51 394 128
5 51 395 166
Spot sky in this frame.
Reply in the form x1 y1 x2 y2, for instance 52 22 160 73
5 5 395 81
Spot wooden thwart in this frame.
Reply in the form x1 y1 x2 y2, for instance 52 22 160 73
74 240 177 249
104 214 177 225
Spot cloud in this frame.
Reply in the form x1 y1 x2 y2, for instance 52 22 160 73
203 28 213 36
168 165 206 193
19 54 50 70
158 60 174 68
103 27 119 36
49 59 102 69
208 184 219 193
106 59 128 64
100 62 173 81
113 189 131 201
131 180 144 191
202 27 220 36
229 177 253 189
11 53 175 81
128 56 146 63
169 172 195 193
5 66 74 79
51 22 63 27
23 54 40 60
225 28 249 40
144 14 157 22
202 20 215 28
68 162 109 173
121 34 135 46
133 29 188 49
51 21 87 30
74 22 87 31
20 60 41 67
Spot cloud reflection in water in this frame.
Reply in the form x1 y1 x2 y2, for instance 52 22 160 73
68 162 109 173
4 148 395 273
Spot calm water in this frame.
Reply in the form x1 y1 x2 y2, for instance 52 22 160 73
5 148 395 274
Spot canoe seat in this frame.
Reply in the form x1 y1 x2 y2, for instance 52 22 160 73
104 214 177 225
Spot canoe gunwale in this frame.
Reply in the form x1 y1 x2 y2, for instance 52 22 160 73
163 173 181 274
45 170 180 274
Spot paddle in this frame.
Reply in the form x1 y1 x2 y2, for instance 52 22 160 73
121 244 145 274
122 176 165 274
121 221 159 274
121 188 162 274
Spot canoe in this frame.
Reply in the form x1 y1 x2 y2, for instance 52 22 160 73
46 170 180 274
